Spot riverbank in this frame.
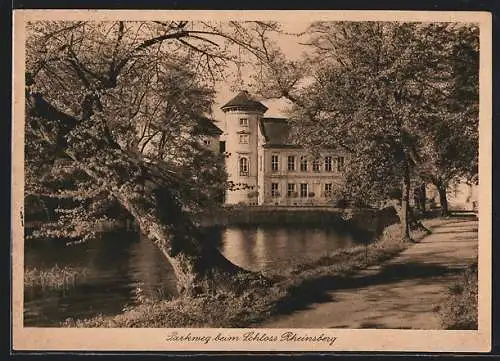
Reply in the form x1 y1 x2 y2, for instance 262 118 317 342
261 218 478 329
61 216 461 328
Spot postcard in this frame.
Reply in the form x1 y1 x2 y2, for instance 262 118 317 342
12 9 492 352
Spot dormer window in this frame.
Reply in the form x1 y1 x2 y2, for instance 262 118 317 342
240 118 248 127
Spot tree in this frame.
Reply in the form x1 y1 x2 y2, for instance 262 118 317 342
252 22 478 240
417 25 479 215
25 21 278 295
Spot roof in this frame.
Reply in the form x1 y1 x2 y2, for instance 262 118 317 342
259 117 341 150
221 90 268 113
192 116 223 136
259 117 295 146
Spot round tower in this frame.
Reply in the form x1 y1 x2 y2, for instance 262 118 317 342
221 90 268 205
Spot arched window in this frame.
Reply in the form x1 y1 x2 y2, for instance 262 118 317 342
239 157 249 176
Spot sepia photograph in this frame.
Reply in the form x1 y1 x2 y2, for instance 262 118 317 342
12 10 491 352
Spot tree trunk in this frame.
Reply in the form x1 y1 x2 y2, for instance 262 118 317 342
437 182 449 217
401 164 412 242
113 186 264 296
419 183 426 214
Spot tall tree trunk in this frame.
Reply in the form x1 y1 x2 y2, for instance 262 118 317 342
401 163 412 242
437 182 449 217
113 185 262 296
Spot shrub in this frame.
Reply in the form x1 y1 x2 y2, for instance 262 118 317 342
438 263 478 329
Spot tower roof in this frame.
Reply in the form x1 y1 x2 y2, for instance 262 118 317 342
221 90 268 113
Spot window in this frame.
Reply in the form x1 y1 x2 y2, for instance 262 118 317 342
287 183 296 197
324 183 333 197
324 156 333 172
239 157 249 176
271 183 279 197
239 134 249 144
288 156 295 171
336 156 345 172
240 118 248 127
203 139 211 146
312 159 320 172
271 155 279 172
300 183 308 198
300 156 308 172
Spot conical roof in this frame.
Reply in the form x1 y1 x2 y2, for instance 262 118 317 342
221 90 268 113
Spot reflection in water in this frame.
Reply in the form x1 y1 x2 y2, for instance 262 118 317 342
24 225 361 326
219 226 356 272
24 231 178 327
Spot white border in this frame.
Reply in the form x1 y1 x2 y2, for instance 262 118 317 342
12 10 492 352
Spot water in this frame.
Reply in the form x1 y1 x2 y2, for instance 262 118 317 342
24 226 362 326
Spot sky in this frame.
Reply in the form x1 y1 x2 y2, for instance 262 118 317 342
210 21 312 129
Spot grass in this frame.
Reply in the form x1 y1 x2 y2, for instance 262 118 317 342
24 265 89 293
437 262 478 330
61 217 458 328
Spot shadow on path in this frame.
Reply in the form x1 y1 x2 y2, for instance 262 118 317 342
275 261 462 316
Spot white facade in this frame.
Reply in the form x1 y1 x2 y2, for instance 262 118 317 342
223 108 262 205
221 91 347 207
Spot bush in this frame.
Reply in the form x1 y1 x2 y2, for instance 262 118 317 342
438 263 478 329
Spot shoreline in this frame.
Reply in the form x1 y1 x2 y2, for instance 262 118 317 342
58 216 473 328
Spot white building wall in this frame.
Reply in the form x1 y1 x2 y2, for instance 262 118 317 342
224 109 263 205
260 149 347 206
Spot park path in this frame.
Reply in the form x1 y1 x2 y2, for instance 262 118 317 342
261 218 478 329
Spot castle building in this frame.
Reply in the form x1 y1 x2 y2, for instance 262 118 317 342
220 91 347 206
217 91 478 211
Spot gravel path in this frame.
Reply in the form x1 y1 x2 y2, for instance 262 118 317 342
261 219 478 329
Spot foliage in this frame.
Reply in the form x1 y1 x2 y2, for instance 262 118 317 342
250 21 478 236
417 25 479 212
24 21 283 243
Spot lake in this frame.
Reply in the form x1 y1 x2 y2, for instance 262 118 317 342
24 225 362 326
